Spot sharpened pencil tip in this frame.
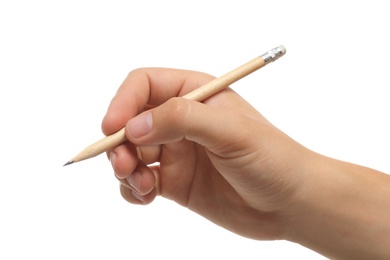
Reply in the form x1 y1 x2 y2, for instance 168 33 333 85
63 161 74 167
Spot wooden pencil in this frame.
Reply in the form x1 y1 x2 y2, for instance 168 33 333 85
64 45 286 166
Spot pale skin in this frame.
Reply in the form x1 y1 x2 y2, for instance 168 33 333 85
102 68 390 259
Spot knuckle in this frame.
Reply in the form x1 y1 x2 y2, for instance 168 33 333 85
164 97 192 125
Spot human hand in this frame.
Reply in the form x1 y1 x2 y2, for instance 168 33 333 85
101 68 312 240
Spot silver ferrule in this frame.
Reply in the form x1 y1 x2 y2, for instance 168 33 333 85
261 45 286 65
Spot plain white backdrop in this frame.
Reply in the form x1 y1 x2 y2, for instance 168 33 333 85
1 1 389 259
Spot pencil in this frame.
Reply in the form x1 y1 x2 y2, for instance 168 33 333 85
64 45 286 166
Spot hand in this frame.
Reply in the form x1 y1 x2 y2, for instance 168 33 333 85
102 68 390 258
101 68 311 240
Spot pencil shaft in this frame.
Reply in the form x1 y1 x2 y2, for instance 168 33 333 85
66 46 286 165
182 56 265 101
70 128 127 163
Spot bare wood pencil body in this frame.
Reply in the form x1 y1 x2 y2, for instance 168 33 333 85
64 46 286 166
64 128 127 165
182 56 265 101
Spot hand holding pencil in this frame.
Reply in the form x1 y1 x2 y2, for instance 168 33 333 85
64 45 390 258
97 47 307 240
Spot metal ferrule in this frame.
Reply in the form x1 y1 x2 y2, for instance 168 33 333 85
261 46 286 65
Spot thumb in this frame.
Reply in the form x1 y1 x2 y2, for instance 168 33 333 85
125 97 256 155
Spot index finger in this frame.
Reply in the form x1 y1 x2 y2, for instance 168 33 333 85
102 68 215 135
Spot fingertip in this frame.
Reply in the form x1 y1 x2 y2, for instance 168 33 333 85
120 184 143 204
120 184 157 205
101 98 119 136
101 111 121 136
101 95 139 136
125 167 156 195
126 111 153 139
110 143 138 179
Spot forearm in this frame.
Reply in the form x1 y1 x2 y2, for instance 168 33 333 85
286 154 390 259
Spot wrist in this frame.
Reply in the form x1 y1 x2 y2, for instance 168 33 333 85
284 154 390 259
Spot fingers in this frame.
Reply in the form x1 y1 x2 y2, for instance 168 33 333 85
103 68 215 205
102 68 215 135
120 184 157 205
125 97 258 156
102 68 214 205
119 165 160 205
110 142 157 200
136 145 161 165
109 142 138 179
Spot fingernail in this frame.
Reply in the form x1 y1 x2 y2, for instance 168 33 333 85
110 151 117 168
132 190 144 202
127 111 152 138
126 171 142 193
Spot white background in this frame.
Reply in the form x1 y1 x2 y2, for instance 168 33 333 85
1 1 389 259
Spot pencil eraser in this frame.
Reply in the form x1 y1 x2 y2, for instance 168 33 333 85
278 45 286 55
